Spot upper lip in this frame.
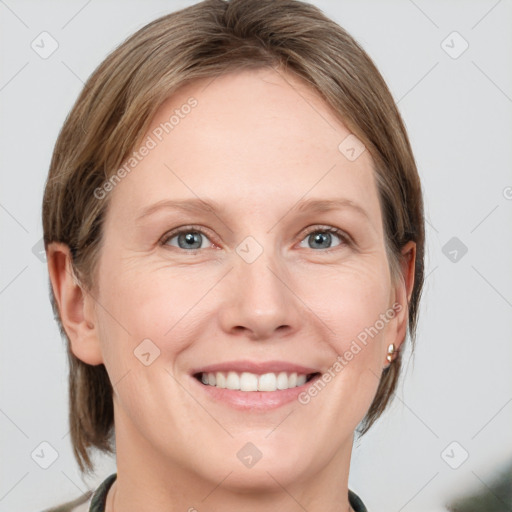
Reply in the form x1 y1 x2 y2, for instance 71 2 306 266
191 360 320 376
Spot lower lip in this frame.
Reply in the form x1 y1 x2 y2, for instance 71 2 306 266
191 374 320 411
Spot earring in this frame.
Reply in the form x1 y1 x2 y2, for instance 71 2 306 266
386 343 397 363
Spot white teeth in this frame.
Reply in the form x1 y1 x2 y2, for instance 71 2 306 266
216 372 226 388
199 371 312 391
276 372 289 390
240 372 258 391
258 372 276 391
296 374 307 386
226 371 240 390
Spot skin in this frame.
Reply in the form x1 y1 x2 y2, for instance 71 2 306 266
48 67 415 512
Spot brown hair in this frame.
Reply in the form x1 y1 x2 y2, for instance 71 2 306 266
43 0 424 474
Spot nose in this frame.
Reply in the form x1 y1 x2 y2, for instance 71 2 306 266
218 248 302 341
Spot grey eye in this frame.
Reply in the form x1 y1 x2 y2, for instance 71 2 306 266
299 229 344 250
165 231 211 250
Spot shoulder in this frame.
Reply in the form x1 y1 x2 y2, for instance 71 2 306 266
41 473 117 512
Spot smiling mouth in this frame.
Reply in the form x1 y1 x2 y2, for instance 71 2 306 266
194 371 321 392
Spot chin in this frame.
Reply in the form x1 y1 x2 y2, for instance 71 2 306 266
203 437 318 491
215 461 310 493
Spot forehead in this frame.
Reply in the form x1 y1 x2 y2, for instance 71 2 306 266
108 67 381 227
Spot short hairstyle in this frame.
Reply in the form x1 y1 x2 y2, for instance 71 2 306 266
42 0 425 474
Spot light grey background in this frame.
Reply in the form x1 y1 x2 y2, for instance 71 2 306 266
1 1 511 511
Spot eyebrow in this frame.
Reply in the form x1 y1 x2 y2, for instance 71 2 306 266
136 197 370 222
295 198 370 220
136 198 227 222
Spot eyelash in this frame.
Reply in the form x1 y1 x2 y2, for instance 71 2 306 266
159 224 352 253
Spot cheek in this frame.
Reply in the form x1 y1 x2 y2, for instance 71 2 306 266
96 260 210 359
313 260 392 404
298 256 392 345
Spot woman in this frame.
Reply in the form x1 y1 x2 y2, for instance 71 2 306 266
42 0 424 510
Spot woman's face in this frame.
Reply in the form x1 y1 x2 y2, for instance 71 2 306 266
86 68 411 490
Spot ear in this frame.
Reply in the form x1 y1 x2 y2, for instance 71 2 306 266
387 241 416 358
46 242 104 365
